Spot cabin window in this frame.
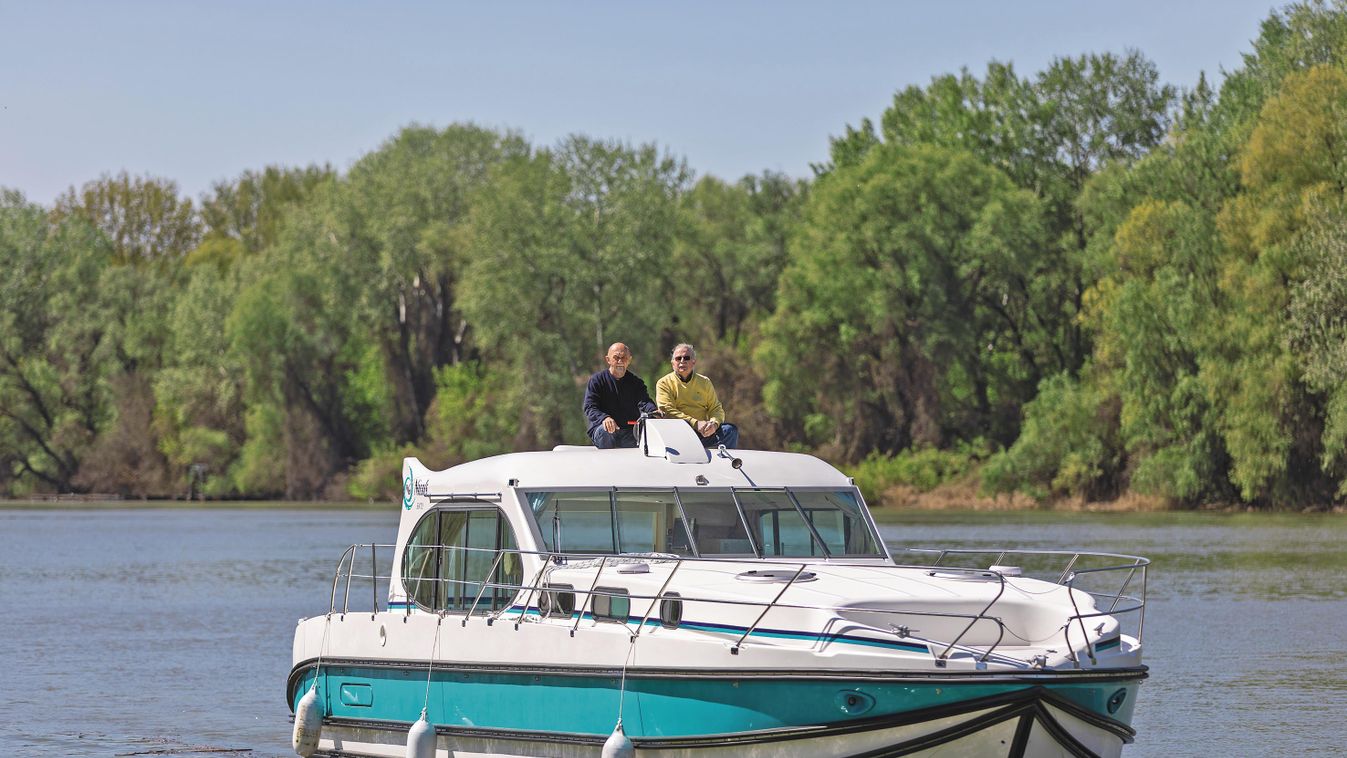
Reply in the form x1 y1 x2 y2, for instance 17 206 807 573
792 490 880 556
677 491 756 555
738 490 821 556
402 506 522 613
614 490 694 555
591 587 630 624
530 490 616 554
524 488 882 559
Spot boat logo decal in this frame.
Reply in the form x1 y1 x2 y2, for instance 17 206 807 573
402 471 415 509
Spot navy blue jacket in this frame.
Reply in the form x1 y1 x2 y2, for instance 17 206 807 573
583 370 657 434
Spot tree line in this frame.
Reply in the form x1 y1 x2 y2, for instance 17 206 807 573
4 0 1347 508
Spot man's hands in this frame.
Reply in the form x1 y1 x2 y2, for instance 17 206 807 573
603 416 618 434
696 419 719 438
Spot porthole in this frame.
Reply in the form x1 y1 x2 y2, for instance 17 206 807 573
592 587 630 623
834 689 875 715
540 584 575 618
556 589 576 617
1107 688 1127 714
659 592 683 629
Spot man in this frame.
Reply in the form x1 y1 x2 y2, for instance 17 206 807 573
655 343 740 448
583 342 658 449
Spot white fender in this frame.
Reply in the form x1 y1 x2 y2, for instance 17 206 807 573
601 720 634 758
407 713 436 758
292 687 322 757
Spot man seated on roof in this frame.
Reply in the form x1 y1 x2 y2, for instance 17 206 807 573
583 342 659 449
655 343 740 449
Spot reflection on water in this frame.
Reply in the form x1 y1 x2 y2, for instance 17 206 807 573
1 507 1343 756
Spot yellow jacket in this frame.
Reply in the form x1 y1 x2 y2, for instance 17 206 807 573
655 372 725 427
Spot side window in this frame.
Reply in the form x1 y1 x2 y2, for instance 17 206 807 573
401 506 522 612
591 587 630 624
531 491 615 553
403 515 440 609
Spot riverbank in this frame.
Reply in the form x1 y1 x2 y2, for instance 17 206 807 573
7 478 1347 513
864 481 1347 514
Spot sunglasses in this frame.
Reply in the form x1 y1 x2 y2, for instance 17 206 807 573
674 356 693 362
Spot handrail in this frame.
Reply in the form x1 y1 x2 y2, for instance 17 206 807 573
731 563 807 654
636 559 684 639
936 572 1007 663
571 556 610 637
462 550 506 624
321 542 1149 667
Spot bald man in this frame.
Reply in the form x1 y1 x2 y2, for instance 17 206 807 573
582 342 659 449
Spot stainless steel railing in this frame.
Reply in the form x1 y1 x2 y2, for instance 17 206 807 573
324 543 1148 666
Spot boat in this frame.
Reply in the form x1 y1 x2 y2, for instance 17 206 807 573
287 419 1148 757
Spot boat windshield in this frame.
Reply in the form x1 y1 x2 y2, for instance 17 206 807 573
525 488 883 558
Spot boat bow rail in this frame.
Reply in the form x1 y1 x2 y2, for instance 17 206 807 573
319 542 1148 669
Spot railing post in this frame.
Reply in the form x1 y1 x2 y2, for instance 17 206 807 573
370 543 378 618
329 545 355 614
514 552 554 629
732 563 807 654
938 571 1006 661
572 557 609 637
463 549 506 625
636 558 683 639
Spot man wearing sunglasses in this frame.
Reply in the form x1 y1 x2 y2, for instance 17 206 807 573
655 343 740 449
584 342 659 449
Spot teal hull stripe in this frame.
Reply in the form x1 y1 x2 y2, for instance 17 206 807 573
292 666 1141 739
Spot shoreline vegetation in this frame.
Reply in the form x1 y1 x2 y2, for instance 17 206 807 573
3 485 1343 514
6 2 1347 512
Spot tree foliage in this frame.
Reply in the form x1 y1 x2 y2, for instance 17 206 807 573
9 1 1347 509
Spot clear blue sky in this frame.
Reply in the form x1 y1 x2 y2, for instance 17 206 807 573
1 1 1279 206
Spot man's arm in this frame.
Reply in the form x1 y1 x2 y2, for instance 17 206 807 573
705 378 725 426
582 375 609 430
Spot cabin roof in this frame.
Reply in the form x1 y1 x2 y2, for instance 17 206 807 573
412 446 852 495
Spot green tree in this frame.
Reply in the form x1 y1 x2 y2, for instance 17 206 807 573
672 173 804 346
462 136 689 446
194 165 334 266
341 125 529 443
152 265 247 496
52 172 200 265
759 144 1052 461
227 190 387 499
1204 64 1347 502
0 191 113 492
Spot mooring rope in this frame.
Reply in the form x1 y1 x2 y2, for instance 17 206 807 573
616 630 638 723
311 611 334 694
421 611 445 719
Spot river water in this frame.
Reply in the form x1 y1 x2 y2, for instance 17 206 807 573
1 507 1344 757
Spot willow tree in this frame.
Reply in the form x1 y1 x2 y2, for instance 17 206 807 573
341 125 530 443
758 144 1052 461
462 136 689 447
0 192 113 493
